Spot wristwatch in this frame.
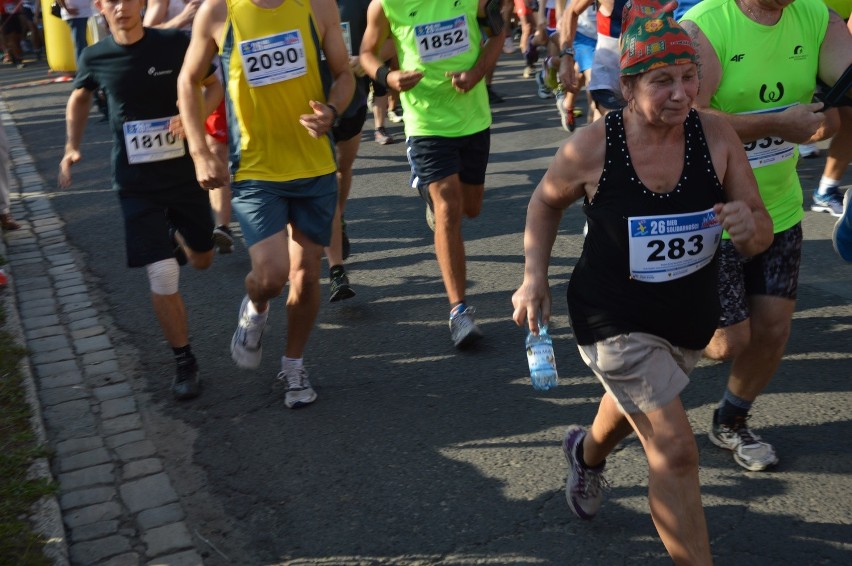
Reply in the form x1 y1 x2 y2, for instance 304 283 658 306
328 104 340 127
560 46 575 58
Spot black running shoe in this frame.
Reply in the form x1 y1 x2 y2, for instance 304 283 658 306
213 224 234 254
173 356 201 400
329 268 355 303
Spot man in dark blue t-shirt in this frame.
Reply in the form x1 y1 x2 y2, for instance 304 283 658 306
58 0 222 401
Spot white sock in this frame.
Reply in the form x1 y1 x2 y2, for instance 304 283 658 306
818 176 840 195
246 299 268 320
282 357 303 370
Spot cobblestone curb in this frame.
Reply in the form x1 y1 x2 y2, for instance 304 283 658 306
1 100 203 565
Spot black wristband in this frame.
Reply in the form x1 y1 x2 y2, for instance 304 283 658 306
375 65 391 89
327 104 340 127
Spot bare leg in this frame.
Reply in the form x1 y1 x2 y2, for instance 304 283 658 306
823 106 852 182
582 393 634 467
151 292 189 348
206 134 232 226
285 226 323 358
627 397 712 566
245 229 291 313
324 134 360 266
429 176 483 305
726 295 795 402
372 93 389 130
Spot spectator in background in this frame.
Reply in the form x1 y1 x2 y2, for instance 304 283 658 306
56 0 95 63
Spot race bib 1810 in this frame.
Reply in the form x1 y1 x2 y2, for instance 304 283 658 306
627 208 722 283
123 118 185 164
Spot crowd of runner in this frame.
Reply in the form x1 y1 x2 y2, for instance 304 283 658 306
6 0 846 562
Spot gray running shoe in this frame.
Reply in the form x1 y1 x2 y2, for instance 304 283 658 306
562 425 607 520
812 189 844 217
709 409 779 471
213 224 234 254
230 295 266 369
374 127 394 145
278 365 317 409
449 305 482 348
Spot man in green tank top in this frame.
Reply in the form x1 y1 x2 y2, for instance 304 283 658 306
681 0 852 472
360 0 506 349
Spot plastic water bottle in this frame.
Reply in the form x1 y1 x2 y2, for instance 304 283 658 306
526 323 558 391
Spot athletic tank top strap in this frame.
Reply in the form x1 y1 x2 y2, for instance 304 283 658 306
220 0 335 183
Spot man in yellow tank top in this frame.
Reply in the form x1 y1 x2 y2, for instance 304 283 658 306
178 0 354 409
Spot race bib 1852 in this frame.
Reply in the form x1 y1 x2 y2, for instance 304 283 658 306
414 15 470 63
123 118 185 164
627 208 722 283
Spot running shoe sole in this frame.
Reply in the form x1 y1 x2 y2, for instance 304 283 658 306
213 227 234 254
708 430 779 471
230 296 264 369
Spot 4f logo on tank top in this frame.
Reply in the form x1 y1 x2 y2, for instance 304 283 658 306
239 29 307 87
415 15 470 63
627 208 722 282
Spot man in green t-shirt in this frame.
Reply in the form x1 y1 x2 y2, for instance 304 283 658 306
681 0 852 472
360 0 506 349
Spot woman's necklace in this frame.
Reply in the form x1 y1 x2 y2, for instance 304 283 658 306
737 0 776 24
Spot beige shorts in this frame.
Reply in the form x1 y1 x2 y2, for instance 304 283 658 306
578 332 702 415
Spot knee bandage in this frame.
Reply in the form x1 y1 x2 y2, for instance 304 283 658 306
146 258 180 295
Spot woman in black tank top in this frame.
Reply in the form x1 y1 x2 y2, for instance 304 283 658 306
511 2 773 563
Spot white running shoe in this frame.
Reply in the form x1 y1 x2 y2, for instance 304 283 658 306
278 365 317 409
449 305 483 348
709 409 779 471
230 296 267 369
798 143 820 158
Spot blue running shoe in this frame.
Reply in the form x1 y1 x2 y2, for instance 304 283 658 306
812 189 844 217
833 190 852 262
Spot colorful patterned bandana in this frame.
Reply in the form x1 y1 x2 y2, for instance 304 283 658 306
620 0 697 76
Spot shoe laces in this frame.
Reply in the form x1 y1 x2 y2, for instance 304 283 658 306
576 462 609 499
278 366 309 391
727 415 763 447
451 305 476 328
175 356 197 381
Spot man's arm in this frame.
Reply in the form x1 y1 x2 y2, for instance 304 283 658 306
681 19 828 144
818 10 852 101
444 0 507 93
58 87 94 189
177 0 227 190
557 0 594 92
300 0 354 138
702 113 774 257
143 0 202 30
360 0 423 92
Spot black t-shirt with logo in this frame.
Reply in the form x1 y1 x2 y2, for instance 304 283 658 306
75 29 197 192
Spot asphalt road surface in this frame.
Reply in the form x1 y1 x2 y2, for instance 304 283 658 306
2 55 851 565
